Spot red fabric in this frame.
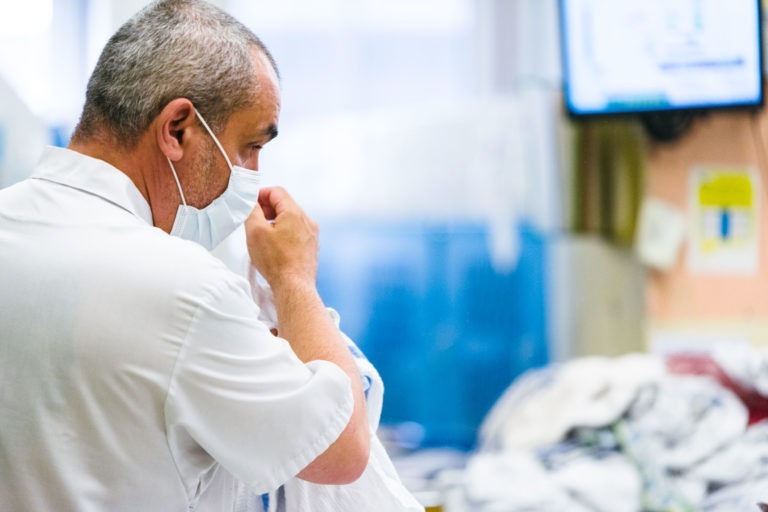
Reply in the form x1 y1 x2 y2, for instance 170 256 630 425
666 354 768 425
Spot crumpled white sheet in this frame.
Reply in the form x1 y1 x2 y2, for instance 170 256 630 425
461 352 767 512
711 344 768 396
479 354 664 451
461 451 592 512
613 375 748 511
621 375 748 471
453 449 641 512
700 477 768 512
688 419 768 485
550 451 641 512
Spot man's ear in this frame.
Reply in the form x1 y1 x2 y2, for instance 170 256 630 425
156 98 197 162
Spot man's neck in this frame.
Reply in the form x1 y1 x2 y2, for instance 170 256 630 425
67 136 174 232
69 135 149 194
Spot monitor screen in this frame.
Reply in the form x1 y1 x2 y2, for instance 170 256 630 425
560 0 764 116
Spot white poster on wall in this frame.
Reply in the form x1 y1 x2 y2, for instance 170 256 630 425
688 167 760 274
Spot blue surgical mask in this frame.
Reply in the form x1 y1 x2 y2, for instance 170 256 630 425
167 107 261 250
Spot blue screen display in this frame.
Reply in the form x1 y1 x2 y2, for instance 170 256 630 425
560 0 764 116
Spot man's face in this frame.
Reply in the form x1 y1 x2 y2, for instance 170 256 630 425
186 51 281 209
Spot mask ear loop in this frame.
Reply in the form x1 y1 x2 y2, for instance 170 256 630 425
166 157 191 234
167 158 188 206
193 107 236 171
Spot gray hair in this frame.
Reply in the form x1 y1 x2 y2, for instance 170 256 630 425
73 0 278 146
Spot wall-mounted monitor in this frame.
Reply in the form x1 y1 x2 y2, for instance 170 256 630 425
559 0 764 117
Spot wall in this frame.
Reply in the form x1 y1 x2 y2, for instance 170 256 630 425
548 235 646 361
646 109 768 350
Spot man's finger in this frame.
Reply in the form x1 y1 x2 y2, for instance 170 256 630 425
246 198 270 227
256 188 278 220
259 187 299 219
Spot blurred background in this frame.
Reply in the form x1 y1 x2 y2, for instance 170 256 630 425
4 1 768 510
0 0 568 449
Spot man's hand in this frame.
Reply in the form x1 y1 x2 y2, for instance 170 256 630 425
245 187 319 290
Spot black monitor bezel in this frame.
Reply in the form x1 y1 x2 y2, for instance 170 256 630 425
558 0 766 119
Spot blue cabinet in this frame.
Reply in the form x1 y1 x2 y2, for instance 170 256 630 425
317 221 549 448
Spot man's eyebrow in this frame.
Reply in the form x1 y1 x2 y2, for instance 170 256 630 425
265 124 278 142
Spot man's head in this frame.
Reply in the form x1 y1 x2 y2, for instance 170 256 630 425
73 0 277 147
70 0 281 234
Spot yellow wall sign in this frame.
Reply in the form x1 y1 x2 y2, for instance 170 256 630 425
689 167 759 274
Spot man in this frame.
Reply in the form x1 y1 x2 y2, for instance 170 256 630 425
0 1 371 510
